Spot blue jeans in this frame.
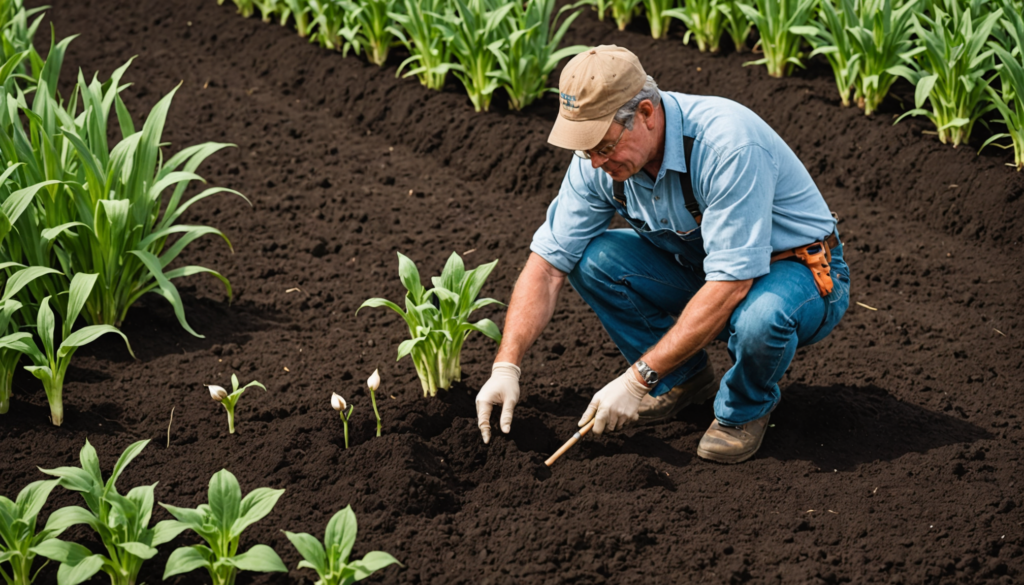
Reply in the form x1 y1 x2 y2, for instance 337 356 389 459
567 229 851 426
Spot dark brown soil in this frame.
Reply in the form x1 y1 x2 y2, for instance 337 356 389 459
3 0 1023 583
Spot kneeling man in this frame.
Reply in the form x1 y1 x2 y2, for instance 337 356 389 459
476 45 851 463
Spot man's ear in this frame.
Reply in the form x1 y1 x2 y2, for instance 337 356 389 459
637 99 657 130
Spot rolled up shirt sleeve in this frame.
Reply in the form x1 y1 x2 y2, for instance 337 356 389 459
699 144 778 281
530 159 616 274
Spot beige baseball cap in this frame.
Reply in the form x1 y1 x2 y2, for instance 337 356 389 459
548 45 647 152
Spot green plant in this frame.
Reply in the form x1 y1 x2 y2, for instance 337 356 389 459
365 369 381 437
893 0 1002 146
847 0 922 115
20 274 134 426
0 0 46 83
719 0 753 52
358 252 503 397
227 0 256 18
208 374 266 434
390 0 455 90
283 0 313 36
792 0 860 106
0 479 61 585
980 0 1024 168
739 0 817 77
610 0 643 30
577 0 611 21
33 440 187 585
665 0 726 52
330 393 355 449
642 0 676 38
340 0 400 65
490 0 588 110
161 469 287 585
283 506 401 585
437 0 516 112
309 0 347 50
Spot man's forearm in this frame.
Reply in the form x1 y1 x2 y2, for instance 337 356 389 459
639 279 752 383
494 253 567 366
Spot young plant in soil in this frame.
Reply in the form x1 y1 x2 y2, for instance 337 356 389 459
366 369 382 436
340 0 400 66
980 0 1024 169
208 374 266 434
331 393 355 448
20 274 134 426
665 0 726 53
641 0 674 39
390 0 456 90
720 0 753 53
161 469 287 585
33 440 188 585
283 505 401 585
845 0 922 115
0 479 65 585
358 251 503 397
739 0 817 77
436 0 515 112
489 0 588 111
309 0 347 50
282 0 313 36
893 0 1002 146
609 0 642 31
791 0 859 106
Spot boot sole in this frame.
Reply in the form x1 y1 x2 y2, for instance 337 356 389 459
637 374 719 425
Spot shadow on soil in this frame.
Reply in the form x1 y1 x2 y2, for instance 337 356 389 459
761 383 990 471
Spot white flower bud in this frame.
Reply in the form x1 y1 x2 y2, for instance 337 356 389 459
331 392 347 411
208 385 227 402
367 369 381 393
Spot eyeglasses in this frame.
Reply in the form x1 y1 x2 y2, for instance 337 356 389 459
574 124 627 160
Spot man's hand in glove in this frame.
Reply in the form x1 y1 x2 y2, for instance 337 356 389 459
579 367 650 435
475 362 521 444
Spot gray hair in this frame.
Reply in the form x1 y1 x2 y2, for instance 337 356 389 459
614 76 661 130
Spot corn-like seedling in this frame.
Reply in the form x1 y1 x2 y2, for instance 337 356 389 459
980 0 1024 169
611 0 643 30
0 0 46 83
20 274 134 427
340 0 400 66
331 392 355 449
283 506 401 585
389 0 455 90
252 0 283 22
893 0 1002 146
490 0 588 111
228 0 256 18
739 0 817 77
791 0 859 106
845 0 922 115
208 374 266 434
34 440 188 585
358 252 503 397
642 0 676 39
665 0 726 52
309 0 347 50
576 0 611 21
0 479 64 585
161 469 287 585
437 0 516 112
282 0 313 36
719 0 753 52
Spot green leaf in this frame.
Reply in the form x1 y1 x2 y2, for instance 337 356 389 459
15 479 59 521
59 325 134 360
55 555 106 585
914 74 938 109
325 505 358 561
162 546 212 579
208 469 242 531
152 519 190 546
283 531 327 575
1 267 61 303
350 550 402 580
231 487 285 538
117 541 158 560
65 273 99 338
29 539 93 565
43 506 98 533
226 544 288 572
397 253 426 304
129 250 205 337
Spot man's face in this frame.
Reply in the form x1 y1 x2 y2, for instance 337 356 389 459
586 111 650 182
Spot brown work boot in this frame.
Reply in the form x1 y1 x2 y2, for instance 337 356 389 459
696 414 770 464
637 363 717 424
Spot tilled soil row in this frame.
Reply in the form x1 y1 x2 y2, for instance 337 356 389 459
1 0 1021 583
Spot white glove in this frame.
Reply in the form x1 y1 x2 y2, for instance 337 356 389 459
475 362 521 444
579 367 649 435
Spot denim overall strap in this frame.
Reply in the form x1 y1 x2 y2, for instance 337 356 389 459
613 136 698 223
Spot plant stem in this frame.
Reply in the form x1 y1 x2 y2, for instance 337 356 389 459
370 390 381 437
225 403 236 434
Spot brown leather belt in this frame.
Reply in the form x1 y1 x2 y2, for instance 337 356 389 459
770 233 839 297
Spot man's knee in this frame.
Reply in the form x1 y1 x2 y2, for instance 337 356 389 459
728 294 795 357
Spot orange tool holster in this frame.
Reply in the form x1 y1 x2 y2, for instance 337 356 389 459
770 232 839 297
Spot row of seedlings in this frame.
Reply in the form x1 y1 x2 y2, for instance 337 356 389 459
0 439 400 585
220 0 591 111
0 0 244 424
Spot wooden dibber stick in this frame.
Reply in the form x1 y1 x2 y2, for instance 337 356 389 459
544 419 597 467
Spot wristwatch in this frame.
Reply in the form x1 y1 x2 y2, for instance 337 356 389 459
634 359 659 387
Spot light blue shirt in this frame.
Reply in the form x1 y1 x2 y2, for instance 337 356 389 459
531 91 836 281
